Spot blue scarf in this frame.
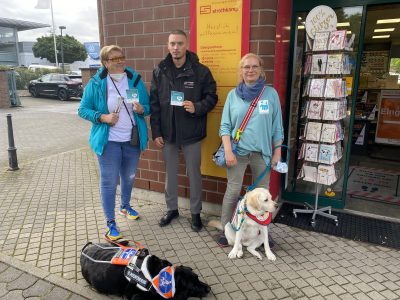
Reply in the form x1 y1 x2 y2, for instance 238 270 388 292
235 77 265 102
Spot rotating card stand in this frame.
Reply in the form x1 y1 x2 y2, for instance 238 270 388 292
293 171 338 227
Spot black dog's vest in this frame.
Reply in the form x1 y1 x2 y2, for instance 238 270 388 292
124 248 176 299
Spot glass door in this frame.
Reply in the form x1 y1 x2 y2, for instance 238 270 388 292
283 6 363 208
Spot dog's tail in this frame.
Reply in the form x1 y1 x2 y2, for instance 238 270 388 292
207 219 223 230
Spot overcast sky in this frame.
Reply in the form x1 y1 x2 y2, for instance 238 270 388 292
0 0 99 43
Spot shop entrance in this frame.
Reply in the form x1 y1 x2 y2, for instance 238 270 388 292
346 3 400 218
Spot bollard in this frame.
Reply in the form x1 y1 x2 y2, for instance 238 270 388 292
6 114 19 171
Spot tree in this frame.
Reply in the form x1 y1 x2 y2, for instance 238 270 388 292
390 58 400 73
32 34 87 63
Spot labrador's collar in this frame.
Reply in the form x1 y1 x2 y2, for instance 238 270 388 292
245 211 272 226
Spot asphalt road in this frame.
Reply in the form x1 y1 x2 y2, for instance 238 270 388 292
0 96 90 169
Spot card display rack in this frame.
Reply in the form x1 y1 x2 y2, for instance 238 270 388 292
292 30 353 227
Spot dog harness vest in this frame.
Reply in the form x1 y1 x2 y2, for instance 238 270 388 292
111 248 138 265
152 266 176 299
124 251 176 299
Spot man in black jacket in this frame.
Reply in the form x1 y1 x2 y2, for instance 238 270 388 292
150 30 218 232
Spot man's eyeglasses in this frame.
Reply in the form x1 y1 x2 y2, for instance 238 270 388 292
242 65 260 71
107 56 125 63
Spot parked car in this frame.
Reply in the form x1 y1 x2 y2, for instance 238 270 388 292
28 73 83 100
66 73 82 83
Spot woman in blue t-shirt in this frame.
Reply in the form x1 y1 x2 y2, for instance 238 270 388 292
217 53 284 247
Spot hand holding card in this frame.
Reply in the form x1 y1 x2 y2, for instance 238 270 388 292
171 91 184 106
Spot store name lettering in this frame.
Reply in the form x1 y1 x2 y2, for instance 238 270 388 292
381 107 400 117
310 9 335 36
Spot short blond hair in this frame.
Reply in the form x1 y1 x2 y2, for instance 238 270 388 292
238 53 265 82
99 45 123 66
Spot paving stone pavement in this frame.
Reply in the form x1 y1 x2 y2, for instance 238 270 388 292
0 97 400 299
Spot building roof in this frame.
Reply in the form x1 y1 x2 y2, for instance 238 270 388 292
0 17 50 32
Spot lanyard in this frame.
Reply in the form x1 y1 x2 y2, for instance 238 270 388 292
234 86 266 143
109 75 134 126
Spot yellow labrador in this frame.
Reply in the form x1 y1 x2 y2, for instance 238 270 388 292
209 188 278 260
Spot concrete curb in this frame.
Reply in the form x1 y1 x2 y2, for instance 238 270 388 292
0 252 109 300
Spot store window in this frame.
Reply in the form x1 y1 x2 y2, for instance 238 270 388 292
0 26 18 66
285 6 363 204
346 3 400 216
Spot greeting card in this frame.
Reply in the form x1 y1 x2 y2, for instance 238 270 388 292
307 100 323 120
328 30 347 50
311 54 328 75
324 79 343 98
317 164 337 185
309 79 326 98
305 122 322 141
322 101 340 120
304 143 319 162
326 54 343 75
320 123 337 143
313 31 330 51
318 144 336 164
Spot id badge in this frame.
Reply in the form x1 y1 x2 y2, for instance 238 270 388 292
259 100 269 114
126 88 139 103
171 91 184 106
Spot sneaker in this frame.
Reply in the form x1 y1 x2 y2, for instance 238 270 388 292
217 233 229 248
106 221 122 241
119 206 139 220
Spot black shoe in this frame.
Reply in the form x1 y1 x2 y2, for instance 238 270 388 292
191 214 203 232
159 210 179 227
217 233 229 247
268 233 275 248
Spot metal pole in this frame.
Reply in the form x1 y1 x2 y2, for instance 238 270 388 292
6 114 19 171
59 26 66 73
50 0 58 67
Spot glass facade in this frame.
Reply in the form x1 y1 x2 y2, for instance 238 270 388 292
0 26 18 66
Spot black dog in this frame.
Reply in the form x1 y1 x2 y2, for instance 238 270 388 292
80 243 211 300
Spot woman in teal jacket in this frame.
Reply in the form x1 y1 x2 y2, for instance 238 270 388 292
78 45 150 241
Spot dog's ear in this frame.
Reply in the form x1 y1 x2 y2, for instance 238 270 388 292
246 190 261 211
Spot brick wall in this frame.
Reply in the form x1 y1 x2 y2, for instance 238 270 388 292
97 0 279 203
80 68 99 88
0 71 10 108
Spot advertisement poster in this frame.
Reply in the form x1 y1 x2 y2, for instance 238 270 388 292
190 0 250 177
375 90 400 145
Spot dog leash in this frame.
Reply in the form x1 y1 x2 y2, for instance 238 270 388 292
231 145 290 232
245 144 290 192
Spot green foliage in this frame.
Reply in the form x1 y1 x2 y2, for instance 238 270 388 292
14 67 61 89
32 34 87 63
390 58 400 73
0 65 12 71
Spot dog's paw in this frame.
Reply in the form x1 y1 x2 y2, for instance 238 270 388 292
228 248 239 259
265 250 276 261
237 249 243 258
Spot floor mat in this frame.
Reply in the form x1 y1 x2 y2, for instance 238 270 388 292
274 202 400 250
347 166 400 204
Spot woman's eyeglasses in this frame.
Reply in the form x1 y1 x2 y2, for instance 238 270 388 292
242 65 260 71
107 56 126 63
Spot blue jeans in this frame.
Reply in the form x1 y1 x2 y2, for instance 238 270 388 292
97 141 140 222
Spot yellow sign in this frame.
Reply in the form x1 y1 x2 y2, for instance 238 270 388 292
191 0 249 177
